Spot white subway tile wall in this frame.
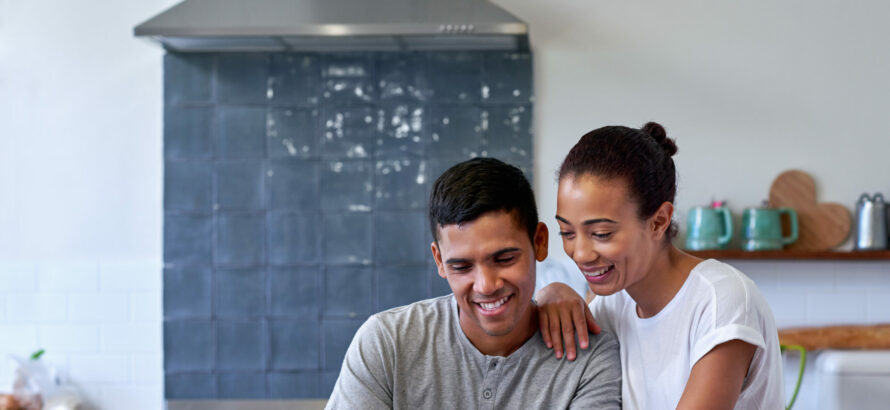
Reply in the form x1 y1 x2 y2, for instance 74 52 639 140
737 260 890 326
0 260 163 410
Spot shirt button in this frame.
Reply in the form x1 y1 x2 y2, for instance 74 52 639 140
483 389 493 399
489 361 497 369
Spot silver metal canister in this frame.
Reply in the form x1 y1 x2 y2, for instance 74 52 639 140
854 193 888 250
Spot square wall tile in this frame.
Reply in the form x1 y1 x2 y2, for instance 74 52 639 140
377 265 429 311
165 373 217 399
270 320 320 370
323 319 364 370
165 161 212 211
321 106 380 159
375 104 425 158
482 105 532 161
867 290 890 323
805 292 867 326
320 371 340 398
428 52 482 103
267 108 319 158
429 105 483 158
218 54 269 105
164 53 213 104
215 161 265 211
375 159 428 210
217 106 266 158
378 52 431 102
219 372 267 399
481 52 532 103
165 106 213 159
324 266 372 318
216 213 265 266
218 321 265 371
269 267 320 318
164 267 211 319
216 268 265 318
322 54 376 104
321 160 373 211
163 320 214 372
374 212 428 264
268 212 321 265
268 159 320 210
164 214 212 266
268 54 321 106
268 372 319 398
324 213 373 265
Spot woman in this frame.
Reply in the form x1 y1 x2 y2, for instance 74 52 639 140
535 122 783 409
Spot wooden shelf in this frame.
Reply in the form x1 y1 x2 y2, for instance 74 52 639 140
685 249 890 261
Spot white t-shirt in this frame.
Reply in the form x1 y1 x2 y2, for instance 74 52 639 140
589 259 784 410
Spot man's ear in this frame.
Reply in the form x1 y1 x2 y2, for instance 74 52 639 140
650 201 674 241
431 241 446 279
533 222 549 262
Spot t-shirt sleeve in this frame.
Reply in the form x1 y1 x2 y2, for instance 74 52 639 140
568 330 622 410
689 270 768 368
325 316 394 410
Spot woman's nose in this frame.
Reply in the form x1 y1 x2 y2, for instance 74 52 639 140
571 236 598 265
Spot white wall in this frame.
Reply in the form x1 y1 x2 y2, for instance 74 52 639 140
500 0 890 253
0 1 175 408
2 0 890 408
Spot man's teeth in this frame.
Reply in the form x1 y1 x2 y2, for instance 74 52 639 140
587 266 612 277
479 296 509 310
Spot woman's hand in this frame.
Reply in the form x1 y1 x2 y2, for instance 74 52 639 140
536 282 601 360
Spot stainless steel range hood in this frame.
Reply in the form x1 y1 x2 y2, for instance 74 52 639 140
134 0 528 52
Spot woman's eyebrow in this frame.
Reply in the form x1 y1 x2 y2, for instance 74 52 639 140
555 215 617 226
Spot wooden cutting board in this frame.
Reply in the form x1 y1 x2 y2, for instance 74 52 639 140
768 170 851 251
779 324 890 350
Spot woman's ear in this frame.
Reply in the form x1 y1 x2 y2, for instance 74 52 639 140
533 222 549 262
650 201 674 241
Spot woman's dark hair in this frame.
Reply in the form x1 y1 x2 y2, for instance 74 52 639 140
558 122 679 238
429 158 538 243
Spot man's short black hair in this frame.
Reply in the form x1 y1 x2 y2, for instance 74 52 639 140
428 158 539 243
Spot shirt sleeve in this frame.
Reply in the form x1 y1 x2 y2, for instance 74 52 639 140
325 316 394 410
568 330 622 410
689 270 768 368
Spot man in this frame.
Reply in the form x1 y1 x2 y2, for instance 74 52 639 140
326 158 621 409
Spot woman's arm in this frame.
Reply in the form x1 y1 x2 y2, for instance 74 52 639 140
535 282 600 360
676 339 757 410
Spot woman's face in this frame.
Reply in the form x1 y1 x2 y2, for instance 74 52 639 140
555 175 660 296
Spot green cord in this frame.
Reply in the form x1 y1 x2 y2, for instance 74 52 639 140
780 344 806 410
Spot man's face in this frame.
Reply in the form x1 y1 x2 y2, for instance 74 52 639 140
432 210 548 342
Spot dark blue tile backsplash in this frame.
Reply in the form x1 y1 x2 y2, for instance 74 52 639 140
163 51 533 399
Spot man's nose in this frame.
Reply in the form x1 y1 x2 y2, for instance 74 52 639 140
474 265 503 295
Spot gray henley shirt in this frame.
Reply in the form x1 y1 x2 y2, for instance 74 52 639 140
326 295 622 409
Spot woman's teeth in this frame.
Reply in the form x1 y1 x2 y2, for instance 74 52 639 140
479 296 510 310
587 265 613 277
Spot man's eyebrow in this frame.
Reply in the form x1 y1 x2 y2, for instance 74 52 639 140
555 215 617 226
491 248 521 259
445 257 470 265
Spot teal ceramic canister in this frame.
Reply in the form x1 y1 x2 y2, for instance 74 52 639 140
686 205 733 250
741 207 799 251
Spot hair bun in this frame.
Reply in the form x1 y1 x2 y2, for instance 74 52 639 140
641 121 677 157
